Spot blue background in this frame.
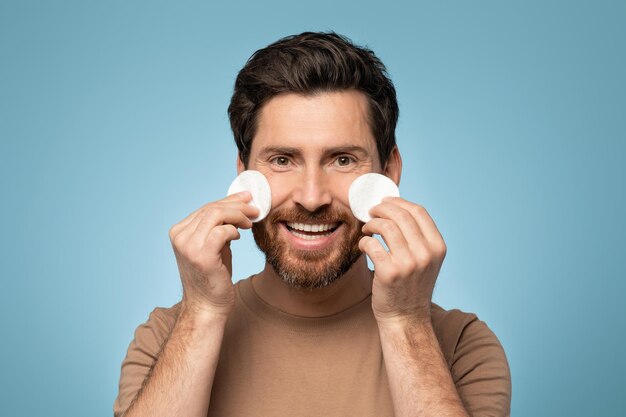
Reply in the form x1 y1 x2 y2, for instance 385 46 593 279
1 1 624 416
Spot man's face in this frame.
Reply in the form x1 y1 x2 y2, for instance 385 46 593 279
243 90 384 289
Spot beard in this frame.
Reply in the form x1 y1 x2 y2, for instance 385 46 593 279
252 205 364 290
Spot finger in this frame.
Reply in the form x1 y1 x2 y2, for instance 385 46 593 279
170 193 256 238
173 204 254 248
366 202 440 269
170 206 205 239
191 190 258 224
204 224 241 253
186 191 253 226
368 201 425 243
196 200 260 223
359 236 393 274
236 201 261 221
361 218 412 260
380 197 444 248
367 201 430 258
193 207 254 239
224 190 254 202
179 206 252 247
212 200 260 220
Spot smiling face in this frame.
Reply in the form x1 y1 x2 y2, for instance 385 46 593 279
241 90 396 289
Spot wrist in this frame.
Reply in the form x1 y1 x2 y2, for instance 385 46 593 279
179 300 232 326
374 303 432 327
375 310 433 333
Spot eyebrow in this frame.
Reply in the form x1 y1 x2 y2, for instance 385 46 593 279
258 145 370 157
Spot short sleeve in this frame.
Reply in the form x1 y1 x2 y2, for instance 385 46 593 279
113 306 177 417
451 317 512 417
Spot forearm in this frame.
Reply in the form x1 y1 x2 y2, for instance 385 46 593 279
123 307 227 417
378 318 469 417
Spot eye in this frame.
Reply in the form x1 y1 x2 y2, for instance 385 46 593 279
271 156 290 166
335 155 355 167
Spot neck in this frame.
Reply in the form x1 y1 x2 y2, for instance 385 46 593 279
251 255 373 317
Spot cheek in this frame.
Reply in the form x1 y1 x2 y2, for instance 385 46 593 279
332 175 355 206
267 175 295 208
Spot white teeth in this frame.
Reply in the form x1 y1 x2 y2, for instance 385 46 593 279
290 230 333 240
286 222 338 232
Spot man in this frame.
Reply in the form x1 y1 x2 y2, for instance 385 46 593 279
114 32 511 417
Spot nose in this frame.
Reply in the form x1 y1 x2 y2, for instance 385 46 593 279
291 167 332 212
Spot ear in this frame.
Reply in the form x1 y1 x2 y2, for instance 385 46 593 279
237 153 245 174
383 146 402 186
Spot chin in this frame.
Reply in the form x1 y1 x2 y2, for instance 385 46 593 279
269 247 362 290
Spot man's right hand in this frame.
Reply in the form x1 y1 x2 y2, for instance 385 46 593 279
168 191 260 318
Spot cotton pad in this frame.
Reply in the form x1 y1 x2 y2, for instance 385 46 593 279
227 170 271 222
348 173 400 223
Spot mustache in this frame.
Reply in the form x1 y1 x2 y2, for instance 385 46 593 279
264 206 357 225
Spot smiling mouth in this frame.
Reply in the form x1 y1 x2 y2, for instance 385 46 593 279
284 221 341 240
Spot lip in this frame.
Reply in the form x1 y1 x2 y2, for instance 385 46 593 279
279 221 343 251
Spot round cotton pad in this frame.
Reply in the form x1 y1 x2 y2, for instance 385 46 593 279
227 170 271 222
348 173 400 223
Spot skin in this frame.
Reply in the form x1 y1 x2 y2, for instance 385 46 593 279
125 90 469 417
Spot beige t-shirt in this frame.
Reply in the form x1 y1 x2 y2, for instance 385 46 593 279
114 277 511 417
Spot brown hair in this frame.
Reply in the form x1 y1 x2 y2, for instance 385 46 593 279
228 31 399 167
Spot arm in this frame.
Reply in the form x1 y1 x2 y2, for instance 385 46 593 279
360 197 472 416
376 313 512 417
123 308 227 417
116 191 259 417
377 317 469 417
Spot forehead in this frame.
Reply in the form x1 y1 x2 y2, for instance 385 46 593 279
251 90 378 154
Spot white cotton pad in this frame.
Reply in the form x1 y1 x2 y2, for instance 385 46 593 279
348 173 400 223
227 170 271 222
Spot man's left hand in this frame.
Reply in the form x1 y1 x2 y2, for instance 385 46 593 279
358 197 447 325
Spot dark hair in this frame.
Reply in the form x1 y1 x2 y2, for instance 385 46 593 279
228 31 399 167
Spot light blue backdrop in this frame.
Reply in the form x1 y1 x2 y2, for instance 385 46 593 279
1 1 624 416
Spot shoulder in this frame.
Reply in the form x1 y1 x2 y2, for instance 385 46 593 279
430 303 512 416
148 302 182 333
122 302 183 363
113 302 182 417
120 302 184 370
430 302 479 364
430 302 509 370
